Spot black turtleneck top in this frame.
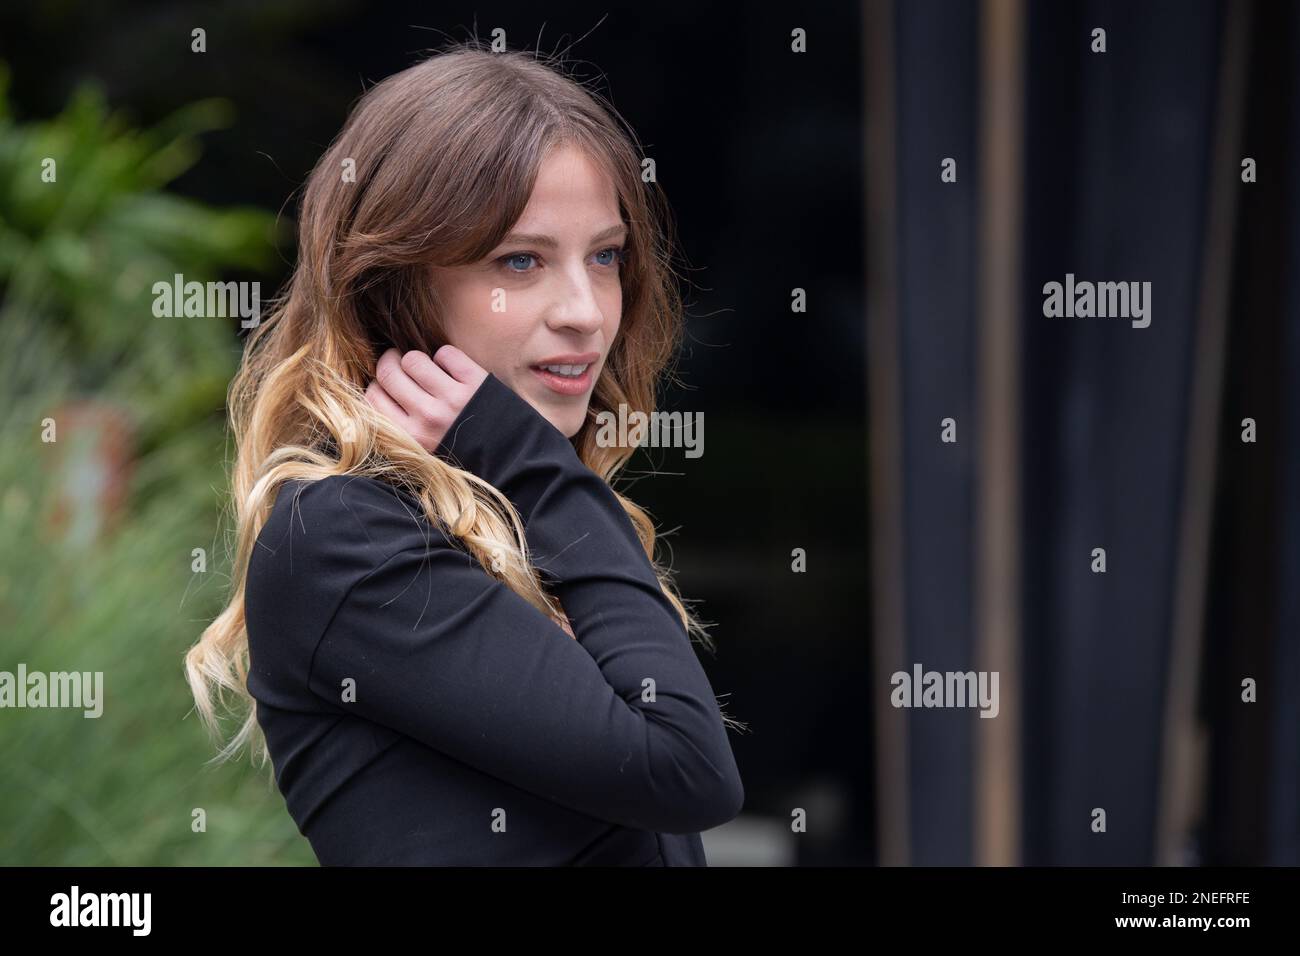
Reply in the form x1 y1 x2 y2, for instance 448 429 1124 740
243 371 744 865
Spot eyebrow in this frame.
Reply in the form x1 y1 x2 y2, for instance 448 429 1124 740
498 223 627 249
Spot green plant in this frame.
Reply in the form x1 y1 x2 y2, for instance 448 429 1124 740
0 62 312 865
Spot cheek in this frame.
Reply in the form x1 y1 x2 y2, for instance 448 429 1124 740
603 285 623 334
436 286 477 345
441 284 527 362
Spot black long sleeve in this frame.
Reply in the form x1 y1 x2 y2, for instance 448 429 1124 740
244 372 743 865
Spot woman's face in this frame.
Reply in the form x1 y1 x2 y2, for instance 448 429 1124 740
430 144 625 438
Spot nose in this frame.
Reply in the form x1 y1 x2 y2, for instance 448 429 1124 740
543 265 606 335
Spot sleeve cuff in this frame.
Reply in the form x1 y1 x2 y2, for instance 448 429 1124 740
432 372 574 490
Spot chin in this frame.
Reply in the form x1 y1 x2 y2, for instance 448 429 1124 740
554 414 585 439
513 384 587 438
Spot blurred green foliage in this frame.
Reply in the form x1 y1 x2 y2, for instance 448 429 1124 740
0 62 315 864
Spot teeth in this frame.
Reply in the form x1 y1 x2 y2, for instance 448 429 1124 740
540 363 588 376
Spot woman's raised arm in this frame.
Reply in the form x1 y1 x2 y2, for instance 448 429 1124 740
293 374 743 833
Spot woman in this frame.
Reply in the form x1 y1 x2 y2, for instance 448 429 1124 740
185 42 745 866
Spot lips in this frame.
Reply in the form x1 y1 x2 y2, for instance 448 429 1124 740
529 352 599 397
532 351 600 368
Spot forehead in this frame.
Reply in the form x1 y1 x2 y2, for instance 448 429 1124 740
517 145 620 220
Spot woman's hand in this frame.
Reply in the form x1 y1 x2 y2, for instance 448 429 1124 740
365 345 488 455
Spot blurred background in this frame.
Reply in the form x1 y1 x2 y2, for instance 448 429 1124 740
0 0 1294 866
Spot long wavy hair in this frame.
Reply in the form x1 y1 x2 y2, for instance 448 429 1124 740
186 42 741 766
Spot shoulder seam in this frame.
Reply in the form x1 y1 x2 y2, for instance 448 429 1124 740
302 526 463 707
279 473 440 703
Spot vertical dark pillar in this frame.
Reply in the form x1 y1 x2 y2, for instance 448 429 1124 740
1266 0 1300 869
894 0 979 864
1018 0 1221 864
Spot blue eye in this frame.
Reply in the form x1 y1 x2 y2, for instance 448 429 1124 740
501 253 537 272
595 246 627 267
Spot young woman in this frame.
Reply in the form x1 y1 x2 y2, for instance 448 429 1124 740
185 42 745 866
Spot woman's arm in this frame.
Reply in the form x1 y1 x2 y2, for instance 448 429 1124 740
302 373 744 834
